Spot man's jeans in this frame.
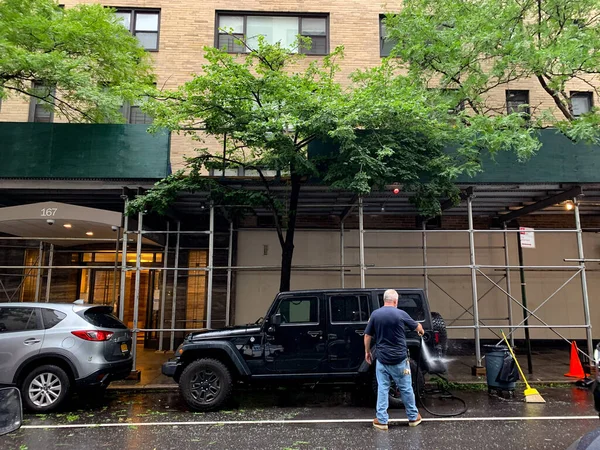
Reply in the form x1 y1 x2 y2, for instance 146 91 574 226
375 359 419 424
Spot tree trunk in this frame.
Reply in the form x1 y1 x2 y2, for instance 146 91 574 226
279 171 302 292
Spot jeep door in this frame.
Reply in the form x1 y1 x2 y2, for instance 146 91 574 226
326 293 371 371
264 294 326 373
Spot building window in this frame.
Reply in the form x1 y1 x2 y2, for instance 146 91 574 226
29 82 55 123
506 90 530 116
115 9 160 51
121 101 153 124
216 13 329 55
380 15 398 57
570 92 593 117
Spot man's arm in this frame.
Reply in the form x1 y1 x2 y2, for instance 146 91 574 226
364 334 373 365
415 323 424 336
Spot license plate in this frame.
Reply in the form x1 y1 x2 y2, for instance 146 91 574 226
121 343 128 353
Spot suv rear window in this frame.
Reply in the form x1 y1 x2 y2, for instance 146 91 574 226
41 308 67 329
81 307 127 329
378 292 425 321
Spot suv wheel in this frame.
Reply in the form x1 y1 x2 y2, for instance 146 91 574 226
180 359 232 411
371 360 424 409
22 365 70 412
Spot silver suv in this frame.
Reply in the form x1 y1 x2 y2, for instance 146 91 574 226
0 302 132 412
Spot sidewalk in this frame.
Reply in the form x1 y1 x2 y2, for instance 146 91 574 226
109 344 586 390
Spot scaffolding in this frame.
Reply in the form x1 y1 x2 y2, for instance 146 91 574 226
0 189 595 374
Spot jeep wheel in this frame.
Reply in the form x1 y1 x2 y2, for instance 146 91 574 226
431 311 448 356
180 359 232 411
371 360 424 409
22 365 70 412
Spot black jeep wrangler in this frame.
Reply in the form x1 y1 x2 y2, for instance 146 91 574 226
163 288 447 411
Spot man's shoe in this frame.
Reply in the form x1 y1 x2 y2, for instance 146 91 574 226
409 413 422 427
373 418 388 430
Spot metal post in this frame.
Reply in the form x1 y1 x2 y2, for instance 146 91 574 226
118 201 129 321
422 222 429 298
574 199 594 362
359 197 365 288
517 227 534 374
131 211 144 372
503 224 514 347
169 221 181 352
225 221 233 327
34 242 43 302
45 244 54 302
340 221 345 288
206 202 215 329
158 222 170 351
111 228 120 309
467 196 482 367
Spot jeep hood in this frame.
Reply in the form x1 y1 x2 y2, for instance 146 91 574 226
186 325 261 341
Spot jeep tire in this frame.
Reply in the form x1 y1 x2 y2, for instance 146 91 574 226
431 311 448 356
371 359 424 409
180 358 233 411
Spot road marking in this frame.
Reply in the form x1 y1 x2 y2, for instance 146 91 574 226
21 415 599 430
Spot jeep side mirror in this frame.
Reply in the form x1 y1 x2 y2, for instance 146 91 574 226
0 387 22 436
271 313 282 326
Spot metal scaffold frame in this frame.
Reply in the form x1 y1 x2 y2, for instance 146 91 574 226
0 188 595 374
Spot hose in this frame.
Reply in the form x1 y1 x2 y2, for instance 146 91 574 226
416 337 468 417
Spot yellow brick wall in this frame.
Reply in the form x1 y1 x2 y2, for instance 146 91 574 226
1 0 598 170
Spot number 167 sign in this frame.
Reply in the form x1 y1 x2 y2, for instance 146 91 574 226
519 227 535 249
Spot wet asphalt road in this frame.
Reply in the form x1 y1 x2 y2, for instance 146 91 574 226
1 386 598 450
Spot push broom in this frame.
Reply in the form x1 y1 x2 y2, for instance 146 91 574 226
501 331 546 403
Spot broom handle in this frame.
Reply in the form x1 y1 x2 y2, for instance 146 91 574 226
501 330 531 390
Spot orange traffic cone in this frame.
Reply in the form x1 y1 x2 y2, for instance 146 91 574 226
564 341 587 378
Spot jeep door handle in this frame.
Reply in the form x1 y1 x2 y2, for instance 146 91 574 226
307 331 322 338
355 330 365 337
328 334 337 340
24 338 41 345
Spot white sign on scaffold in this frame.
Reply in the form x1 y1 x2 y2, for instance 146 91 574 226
520 227 535 249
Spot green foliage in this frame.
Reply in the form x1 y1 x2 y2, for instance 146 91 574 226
0 0 155 122
384 0 600 142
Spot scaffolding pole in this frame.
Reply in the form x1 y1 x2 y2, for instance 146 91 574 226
574 199 594 361
206 202 215 329
131 211 144 372
503 224 514 347
112 229 120 309
225 221 233 327
467 196 482 367
340 221 345 288
34 242 43 302
118 200 129 321
158 222 170 351
422 222 429 298
359 197 365 288
45 244 54 303
170 221 181 352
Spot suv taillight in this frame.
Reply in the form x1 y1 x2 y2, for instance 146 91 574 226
71 330 114 341
434 331 440 345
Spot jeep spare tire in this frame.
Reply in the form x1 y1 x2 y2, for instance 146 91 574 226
180 358 233 411
431 311 448 356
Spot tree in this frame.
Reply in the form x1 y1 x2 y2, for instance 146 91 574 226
0 0 154 122
384 0 600 143
130 36 537 292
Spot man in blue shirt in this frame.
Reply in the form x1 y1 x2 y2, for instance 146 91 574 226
364 289 424 430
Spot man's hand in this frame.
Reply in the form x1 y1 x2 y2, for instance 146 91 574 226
416 323 425 337
365 351 372 365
